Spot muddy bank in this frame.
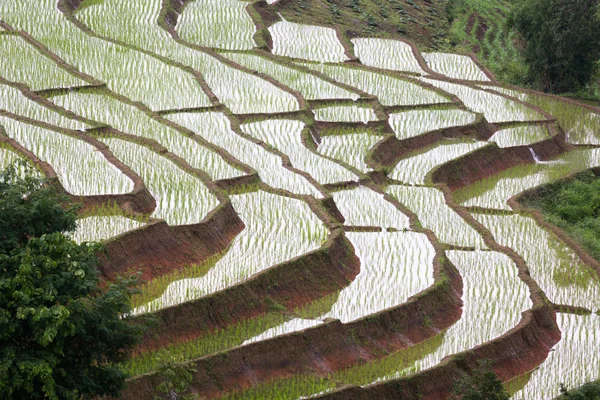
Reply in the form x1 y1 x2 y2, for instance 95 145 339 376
130 229 360 354
316 304 559 400
431 135 570 191
98 201 243 282
367 114 492 168
116 243 462 400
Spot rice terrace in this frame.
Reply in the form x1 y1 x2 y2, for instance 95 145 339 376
0 0 599 399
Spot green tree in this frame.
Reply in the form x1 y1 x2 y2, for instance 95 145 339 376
451 359 510 400
153 352 199 400
558 380 600 399
509 0 600 93
0 162 143 400
0 162 77 253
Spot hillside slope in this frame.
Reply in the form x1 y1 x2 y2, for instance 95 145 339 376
272 0 449 48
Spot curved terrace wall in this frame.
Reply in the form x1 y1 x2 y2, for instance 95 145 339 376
98 201 244 282
430 135 571 191
115 232 463 400
131 229 360 353
315 304 558 400
367 113 492 168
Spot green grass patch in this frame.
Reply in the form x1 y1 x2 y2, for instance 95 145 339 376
272 0 449 49
131 252 226 310
521 171 600 263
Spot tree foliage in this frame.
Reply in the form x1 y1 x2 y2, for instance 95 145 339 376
0 162 143 400
558 380 600 399
153 352 199 400
509 0 600 93
0 162 77 253
451 360 510 400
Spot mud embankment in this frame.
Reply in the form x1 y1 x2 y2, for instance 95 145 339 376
116 242 463 400
98 201 244 282
130 229 360 353
431 135 570 191
367 114 492 168
316 304 558 400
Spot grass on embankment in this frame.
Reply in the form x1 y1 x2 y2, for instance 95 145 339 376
521 171 600 263
271 0 449 49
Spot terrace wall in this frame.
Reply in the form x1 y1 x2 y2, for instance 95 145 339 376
315 304 559 400
367 114 493 168
114 234 463 399
98 201 244 282
131 229 361 353
430 135 570 191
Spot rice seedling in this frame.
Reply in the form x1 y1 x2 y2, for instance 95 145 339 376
100 137 219 226
220 52 360 100
243 230 434 343
457 164 549 211
422 53 491 81
176 50 300 114
331 186 410 229
456 148 600 210
53 92 243 180
332 330 446 388
222 373 332 400
388 108 476 140
419 78 545 123
317 130 383 173
79 0 300 115
77 0 171 52
133 190 328 313
5 1 598 396
269 20 348 63
301 62 449 106
489 86 600 145
167 112 321 196
225 249 529 399
78 0 298 114
351 38 424 75
0 0 212 110
378 250 530 379
177 0 256 50
70 215 145 244
475 213 600 311
1 117 133 196
387 185 486 248
320 231 434 322
488 125 552 148
79 0 300 116
78 0 297 114
0 144 24 169
122 312 293 376
0 35 85 90
0 84 87 130
241 119 358 185
0 143 39 179
510 313 600 399
388 139 487 184
129 289 338 376
242 318 324 345
313 105 379 124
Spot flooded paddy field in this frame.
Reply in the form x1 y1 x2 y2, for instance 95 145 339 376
2 1 599 398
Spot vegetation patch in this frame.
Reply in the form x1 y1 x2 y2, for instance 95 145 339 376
521 171 600 264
